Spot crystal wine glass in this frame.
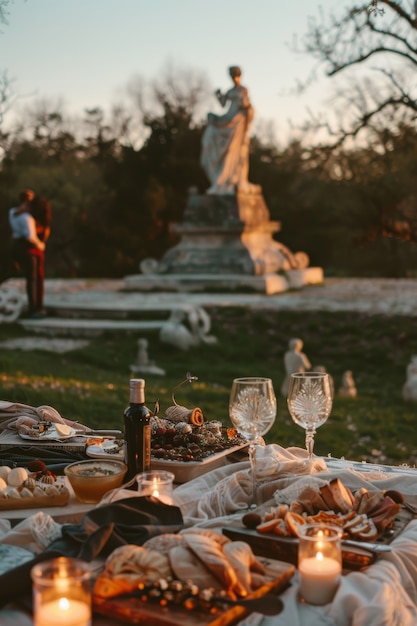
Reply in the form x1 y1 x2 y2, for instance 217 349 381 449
229 377 277 508
287 371 333 471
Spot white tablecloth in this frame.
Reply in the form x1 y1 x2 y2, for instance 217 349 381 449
2 444 417 626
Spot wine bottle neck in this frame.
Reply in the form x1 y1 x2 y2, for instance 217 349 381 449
129 378 146 404
130 390 145 404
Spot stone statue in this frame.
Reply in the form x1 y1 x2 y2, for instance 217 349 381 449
200 66 260 195
130 338 165 376
159 307 217 351
338 370 357 398
402 355 417 401
0 287 25 323
281 338 311 397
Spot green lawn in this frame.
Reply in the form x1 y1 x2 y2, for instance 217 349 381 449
0 308 416 467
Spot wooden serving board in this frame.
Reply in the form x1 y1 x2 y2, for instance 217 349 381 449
222 503 415 572
0 487 70 510
93 557 294 626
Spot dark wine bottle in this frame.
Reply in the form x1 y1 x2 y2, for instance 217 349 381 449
123 378 151 481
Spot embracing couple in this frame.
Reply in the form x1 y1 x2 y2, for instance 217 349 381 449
8 189 52 319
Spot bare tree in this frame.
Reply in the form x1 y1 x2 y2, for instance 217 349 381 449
301 1 417 145
0 0 13 26
125 62 212 148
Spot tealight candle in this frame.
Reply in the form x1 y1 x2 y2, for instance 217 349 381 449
298 524 342 605
136 470 175 505
35 598 90 626
31 557 92 626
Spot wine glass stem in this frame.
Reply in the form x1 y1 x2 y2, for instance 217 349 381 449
248 443 257 508
305 429 316 467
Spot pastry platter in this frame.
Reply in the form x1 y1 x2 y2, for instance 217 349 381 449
93 557 294 626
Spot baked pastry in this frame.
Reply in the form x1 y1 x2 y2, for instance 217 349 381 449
182 533 238 592
169 545 222 591
223 540 265 595
94 544 171 599
180 527 230 546
142 533 185 553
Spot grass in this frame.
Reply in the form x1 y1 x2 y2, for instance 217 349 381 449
0 308 417 467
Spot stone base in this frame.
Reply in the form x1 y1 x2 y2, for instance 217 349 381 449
286 267 324 289
124 273 290 295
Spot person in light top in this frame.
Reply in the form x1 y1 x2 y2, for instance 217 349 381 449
8 189 47 318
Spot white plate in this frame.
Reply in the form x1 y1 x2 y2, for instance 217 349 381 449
18 425 77 441
86 442 125 460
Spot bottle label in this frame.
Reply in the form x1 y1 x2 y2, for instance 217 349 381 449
144 423 151 471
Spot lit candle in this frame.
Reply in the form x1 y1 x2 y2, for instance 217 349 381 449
35 597 91 626
299 551 342 605
298 523 342 605
136 470 175 505
31 558 92 626
152 477 160 499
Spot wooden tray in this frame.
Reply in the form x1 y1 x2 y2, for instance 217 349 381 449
151 443 248 483
0 487 70 510
93 557 294 626
222 504 415 571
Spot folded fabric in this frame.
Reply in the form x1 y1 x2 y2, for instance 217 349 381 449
0 400 90 432
173 444 328 526
0 447 86 474
238 520 417 626
47 495 184 560
0 512 62 554
0 496 185 612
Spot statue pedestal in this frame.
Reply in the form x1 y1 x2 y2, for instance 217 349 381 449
124 272 290 295
125 189 323 294
157 190 281 275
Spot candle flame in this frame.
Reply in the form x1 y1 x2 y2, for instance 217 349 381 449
316 551 324 561
58 597 70 611
152 489 160 498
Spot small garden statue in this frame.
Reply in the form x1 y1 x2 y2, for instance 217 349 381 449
281 337 311 397
402 355 417 402
338 370 357 398
130 338 165 376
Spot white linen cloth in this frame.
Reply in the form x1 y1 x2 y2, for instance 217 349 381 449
2 444 417 625
0 512 62 554
0 400 91 432
172 444 417 626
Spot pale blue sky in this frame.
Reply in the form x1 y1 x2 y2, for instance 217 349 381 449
2 0 342 143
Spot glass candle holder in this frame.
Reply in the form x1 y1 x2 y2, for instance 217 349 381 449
136 470 175 504
31 557 92 626
298 523 342 605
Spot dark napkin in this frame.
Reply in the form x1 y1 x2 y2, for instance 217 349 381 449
0 446 86 473
49 495 184 559
0 496 184 611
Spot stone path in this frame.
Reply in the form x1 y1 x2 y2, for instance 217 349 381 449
37 277 417 316
2 276 417 315
1 277 416 353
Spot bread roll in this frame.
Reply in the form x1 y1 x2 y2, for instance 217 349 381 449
183 533 238 591
94 544 171 599
169 545 223 591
